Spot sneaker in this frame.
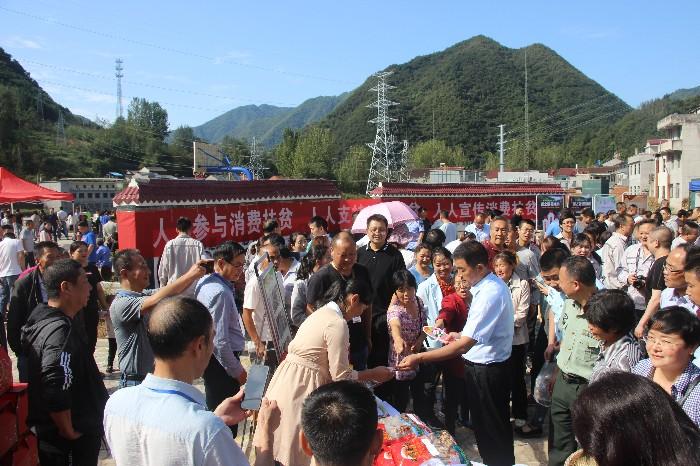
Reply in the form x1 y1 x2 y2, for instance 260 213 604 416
106 367 114 374
515 423 543 438
514 418 527 428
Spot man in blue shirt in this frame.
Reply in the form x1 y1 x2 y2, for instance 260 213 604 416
398 241 515 466
195 241 248 437
78 221 97 265
104 296 277 466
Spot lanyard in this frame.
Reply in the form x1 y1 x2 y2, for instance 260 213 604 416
147 387 201 406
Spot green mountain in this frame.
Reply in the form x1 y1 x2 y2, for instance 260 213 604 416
667 85 700 101
192 93 347 146
316 35 632 168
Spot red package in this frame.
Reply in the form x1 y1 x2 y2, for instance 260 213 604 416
8 432 39 466
373 445 395 466
0 346 12 394
0 406 19 457
389 437 433 466
0 383 29 436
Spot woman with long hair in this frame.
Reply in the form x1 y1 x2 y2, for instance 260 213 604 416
254 278 393 466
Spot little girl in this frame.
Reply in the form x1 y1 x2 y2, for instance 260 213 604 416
388 269 427 413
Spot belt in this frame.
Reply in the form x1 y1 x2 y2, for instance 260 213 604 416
122 373 146 382
464 359 509 367
561 371 588 385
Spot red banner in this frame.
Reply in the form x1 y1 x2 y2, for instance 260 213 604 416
118 195 537 259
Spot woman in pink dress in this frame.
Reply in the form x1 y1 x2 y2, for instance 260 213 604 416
255 278 394 466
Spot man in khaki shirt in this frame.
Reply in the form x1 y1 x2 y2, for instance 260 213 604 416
548 256 599 466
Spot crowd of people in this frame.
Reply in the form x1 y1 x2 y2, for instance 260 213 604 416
3 200 700 466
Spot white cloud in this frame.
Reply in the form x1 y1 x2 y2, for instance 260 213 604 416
4 36 42 49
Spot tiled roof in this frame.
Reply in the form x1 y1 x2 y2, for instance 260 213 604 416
369 182 564 198
113 178 341 207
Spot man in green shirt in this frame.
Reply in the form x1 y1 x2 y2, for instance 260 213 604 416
549 256 599 466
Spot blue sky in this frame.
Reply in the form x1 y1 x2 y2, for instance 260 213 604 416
1 0 699 129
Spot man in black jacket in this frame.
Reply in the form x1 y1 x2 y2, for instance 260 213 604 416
21 259 108 466
7 241 60 382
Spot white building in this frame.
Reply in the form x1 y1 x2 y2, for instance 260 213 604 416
627 140 660 195
40 178 125 212
655 110 700 209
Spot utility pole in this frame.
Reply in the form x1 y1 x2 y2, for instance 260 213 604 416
524 49 530 170
497 124 506 173
366 71 407 194
115 58 124 119
56 110 66 145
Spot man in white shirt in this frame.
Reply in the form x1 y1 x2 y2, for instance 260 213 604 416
158 216 204 296
464 212 490 243
672 221 699 249
0 225 25 348
602 214 634 290
660 207 679 237
660 244 695 312
104 296 276 466
398 241 515 466
618 219 655 321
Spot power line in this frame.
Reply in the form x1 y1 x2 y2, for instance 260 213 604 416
0 6 353 85
20 59 300 107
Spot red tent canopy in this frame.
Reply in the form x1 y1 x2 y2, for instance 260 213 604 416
0 168 74 203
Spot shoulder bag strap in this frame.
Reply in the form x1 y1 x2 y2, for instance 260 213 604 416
678 375 700 407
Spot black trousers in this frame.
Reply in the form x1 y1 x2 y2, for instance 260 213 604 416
84 308 99 355
443 370 468 435
203 355 241 438
38 432 102 466
509 343 528 420
464 360 514 466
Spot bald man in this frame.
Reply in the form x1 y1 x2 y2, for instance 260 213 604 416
635 226 674 337
306 231 373 369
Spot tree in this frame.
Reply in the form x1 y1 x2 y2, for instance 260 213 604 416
336 144 370 193
220 135 251 166
292 127 334 178
409 139 466 169
274 128 298 176
170 125 197 151
127 97 169 141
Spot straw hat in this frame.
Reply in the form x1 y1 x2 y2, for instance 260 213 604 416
565 450 598 466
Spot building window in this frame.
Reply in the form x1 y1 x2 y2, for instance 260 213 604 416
87 193 93 199
676 183 681 199
103 193 109 198
78 192 84 199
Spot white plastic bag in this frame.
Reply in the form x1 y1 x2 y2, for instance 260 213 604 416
534 361 556 407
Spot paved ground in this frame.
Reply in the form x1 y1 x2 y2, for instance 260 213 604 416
9 336 549 465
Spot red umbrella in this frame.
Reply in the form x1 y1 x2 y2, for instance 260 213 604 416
350 201 418 233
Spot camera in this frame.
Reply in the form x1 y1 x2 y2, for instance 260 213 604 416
632 276 646 289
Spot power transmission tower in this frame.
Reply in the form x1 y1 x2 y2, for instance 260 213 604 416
56 110 66 145
115 58 124 119
249 137 265 179
524 49 530 170
36 90 44 121
365 71 407 194
497 124 506 173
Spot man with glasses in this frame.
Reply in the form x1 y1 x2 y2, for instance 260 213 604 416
111 249 207 387
195 241 248 437
660 244 696 312
555 211 576 250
